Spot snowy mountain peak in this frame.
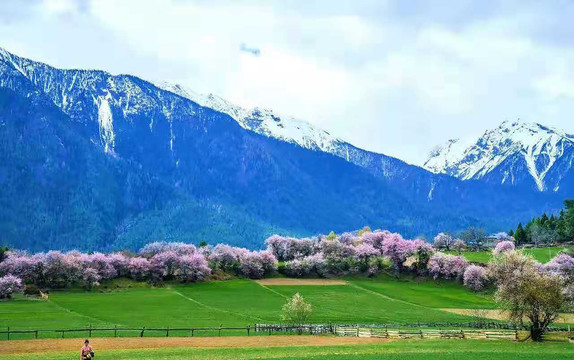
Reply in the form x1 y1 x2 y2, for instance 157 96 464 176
156 81 346 153
424 119 574 192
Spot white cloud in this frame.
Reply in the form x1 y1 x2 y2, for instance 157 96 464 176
2 0 574 165
41 0 79 15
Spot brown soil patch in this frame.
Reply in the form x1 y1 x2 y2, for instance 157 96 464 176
256 278 348 286
441 308 574 323
0 335 389 355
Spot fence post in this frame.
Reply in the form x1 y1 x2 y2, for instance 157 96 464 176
61 330 65 339
191 329 194 337
219 324 222 337
35 330 38 339
114 325 117 338
7 327 9 341
166 326 169 337
140 327 145 338
247 326 250 336
89 324 92 337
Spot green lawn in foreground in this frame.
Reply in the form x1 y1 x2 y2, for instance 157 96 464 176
447 246 572 264
1 340 573 360
0 277 492 338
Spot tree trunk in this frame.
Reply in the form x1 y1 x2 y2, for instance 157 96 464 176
530 324 545 342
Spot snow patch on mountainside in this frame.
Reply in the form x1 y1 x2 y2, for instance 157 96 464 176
97 91 115 154
424 120 574 191
424 138 471 174
156 82 346 154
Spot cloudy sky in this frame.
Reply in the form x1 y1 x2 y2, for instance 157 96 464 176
2 0 574 164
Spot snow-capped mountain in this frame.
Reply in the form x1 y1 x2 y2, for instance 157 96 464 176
156 82 347 155
424 120 574 193
0 47 563 251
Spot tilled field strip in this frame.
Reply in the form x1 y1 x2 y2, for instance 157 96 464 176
255 279 348 286
0 336 389 355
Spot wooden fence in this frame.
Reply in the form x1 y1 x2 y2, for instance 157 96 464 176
0 325 251 340
254 322 572 333
335 326 518 340
2 323 571 341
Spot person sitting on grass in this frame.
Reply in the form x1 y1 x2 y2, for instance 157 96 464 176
80 339 95 360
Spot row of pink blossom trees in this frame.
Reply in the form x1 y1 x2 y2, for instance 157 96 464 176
0 241 278 297
1 230 572 313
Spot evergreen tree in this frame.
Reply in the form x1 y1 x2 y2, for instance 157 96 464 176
540 213 549 226
508 229 514 237
514 223 527 245
564 200 574 240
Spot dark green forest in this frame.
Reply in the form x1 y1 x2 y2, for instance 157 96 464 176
511 200 574 245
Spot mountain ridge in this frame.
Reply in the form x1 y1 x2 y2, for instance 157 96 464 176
0 47 564 251
424 120 574 193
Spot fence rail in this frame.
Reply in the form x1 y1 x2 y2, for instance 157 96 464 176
254 322 572 333
334 326 519 340
2 323 572 341
0 325 251 340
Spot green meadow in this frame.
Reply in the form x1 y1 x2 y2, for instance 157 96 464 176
0 276 499 339
447 246 572 264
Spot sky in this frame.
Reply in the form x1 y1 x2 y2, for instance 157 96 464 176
1 0 574 165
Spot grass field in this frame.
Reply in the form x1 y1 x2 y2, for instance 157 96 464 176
0 338 573 360
0 275 501 339
447 246 572 264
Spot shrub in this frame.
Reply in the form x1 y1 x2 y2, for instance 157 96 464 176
109 253 130 277
281 293 312 327
463 265 489 291
82 267 101 290
43 251 82 288
339 232 358 245
353 243 380 263
381 232 414 272
544 254 574 283
176 253 211 282
361 231 387 251
0 275 24 299
433 233 454 250
82 253 116 280
284 253 326 277
128 257 152 281
411 239 434 273
265 235 314 261
150 251 180 279
24 284 41 296
0 253 43 284
493 241 515 256
451 239 467 254
208 244 245 271
428 253 469 280
140 242 198 256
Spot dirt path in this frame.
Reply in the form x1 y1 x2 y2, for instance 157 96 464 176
255 279 348 286
0 336 390 355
